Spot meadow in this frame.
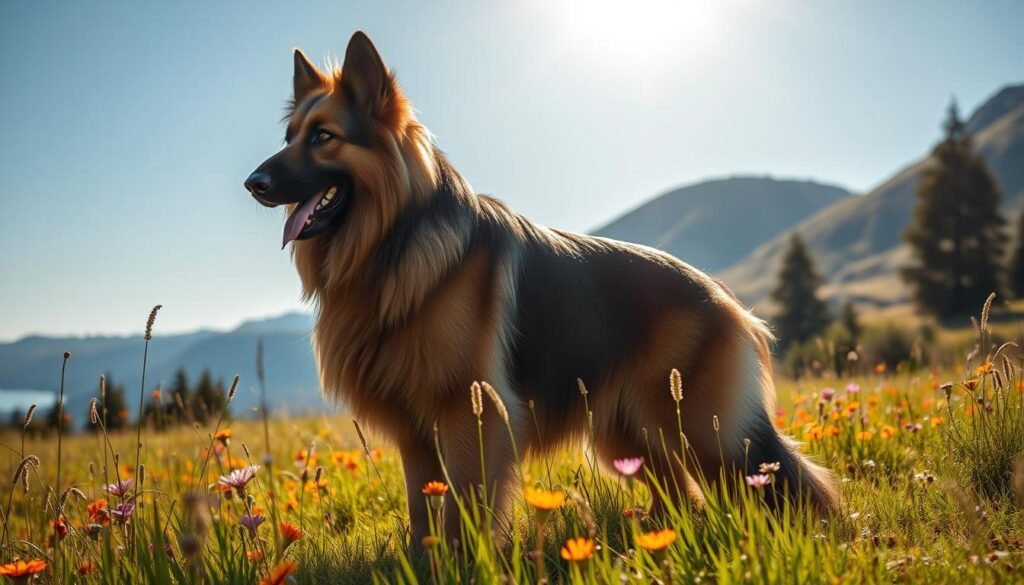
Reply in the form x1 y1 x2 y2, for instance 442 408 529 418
1 307 1022 584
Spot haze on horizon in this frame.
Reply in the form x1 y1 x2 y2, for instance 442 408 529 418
1 0 1021 341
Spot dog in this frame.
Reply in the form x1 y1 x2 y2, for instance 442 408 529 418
245 31 838 545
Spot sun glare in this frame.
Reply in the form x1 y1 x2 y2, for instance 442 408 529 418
549 0 722 70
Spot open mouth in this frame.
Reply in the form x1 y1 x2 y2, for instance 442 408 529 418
281 185 347 248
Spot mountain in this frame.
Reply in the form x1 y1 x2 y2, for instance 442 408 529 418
593 177 851 273
719 84 1024 313
0 312 326 426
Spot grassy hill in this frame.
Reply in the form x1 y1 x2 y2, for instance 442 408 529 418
719 84 1024 314
593 176 850 273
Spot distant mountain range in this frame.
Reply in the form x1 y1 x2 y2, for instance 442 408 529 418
0 313 326 425
718 84 1024 312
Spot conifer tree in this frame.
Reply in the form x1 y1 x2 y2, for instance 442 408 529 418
1010 203 1024 298
840 301 861 344
771 232 831 349
902 100 1006 317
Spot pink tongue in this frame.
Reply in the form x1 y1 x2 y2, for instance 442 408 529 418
281 194 322 248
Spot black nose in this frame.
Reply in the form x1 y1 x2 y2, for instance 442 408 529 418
244 172 271 195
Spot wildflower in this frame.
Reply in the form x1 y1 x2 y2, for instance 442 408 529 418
280 521 303 550
524 486 565 511
77 562 94 576
259 561 299 585
635 529 677 552
745 474 772 488
856 430 874 441
53 517 68 540
880 425 897 439
820 387 836 402
845 383 861 394
560 537 595 562
874 363 886 375
0 559 47 581
758 461 781 474
215 429 232 445
613 456 644 477
805 426 823 441
111 502 135 524
976 361 993 377
240 513 265 535
422 481 449 508
421 535 441 549
247 550 264 563
218 465 260 495
87 498 109 524
105 479 133 497
930 416 944 427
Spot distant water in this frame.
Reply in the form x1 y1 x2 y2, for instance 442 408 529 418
0 389 56 416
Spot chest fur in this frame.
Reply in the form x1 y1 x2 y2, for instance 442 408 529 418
312 249 502 433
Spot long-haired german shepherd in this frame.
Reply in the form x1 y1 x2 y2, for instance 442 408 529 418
246 31 838 544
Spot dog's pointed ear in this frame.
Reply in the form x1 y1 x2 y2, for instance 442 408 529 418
340 31 391 115
293 49 325 103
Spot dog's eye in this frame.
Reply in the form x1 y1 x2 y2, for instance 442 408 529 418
312 130 334 145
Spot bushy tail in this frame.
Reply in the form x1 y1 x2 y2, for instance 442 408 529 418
743 315 839 514
745 414 840 514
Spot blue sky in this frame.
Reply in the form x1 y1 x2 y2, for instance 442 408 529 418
1 0 1021 341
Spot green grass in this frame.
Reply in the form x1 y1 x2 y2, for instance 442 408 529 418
1 339 1023 583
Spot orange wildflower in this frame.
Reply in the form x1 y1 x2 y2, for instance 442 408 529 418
0 559 47 579
560 537 595 562
421 481 449 496
636 529 677 552
87 499 109 524
524 487 565 511
280 521 303 544
260 561 298 585
880 425 897 439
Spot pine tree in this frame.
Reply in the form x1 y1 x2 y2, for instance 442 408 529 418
1010 203 1024 298
89 373 130 432
168 367 192 422
193 369 229 424
771 232 831 349
840 301 861 343
902 100 1006 317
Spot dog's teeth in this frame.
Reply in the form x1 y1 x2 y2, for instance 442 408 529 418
320 198 329 206
326 187 337 198
316 204 322 210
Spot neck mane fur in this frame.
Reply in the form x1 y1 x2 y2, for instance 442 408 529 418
292 120 480 316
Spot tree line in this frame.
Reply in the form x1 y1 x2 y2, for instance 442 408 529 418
4 367 231 435
771 100 1024 370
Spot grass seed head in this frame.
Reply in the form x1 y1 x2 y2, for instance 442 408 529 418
144 304 163 341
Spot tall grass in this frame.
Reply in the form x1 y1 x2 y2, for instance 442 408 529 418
0 300 1021 584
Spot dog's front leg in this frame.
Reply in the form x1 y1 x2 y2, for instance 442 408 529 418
397 435 445 550
436 401 517 547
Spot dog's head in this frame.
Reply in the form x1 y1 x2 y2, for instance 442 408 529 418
245 32 435 251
